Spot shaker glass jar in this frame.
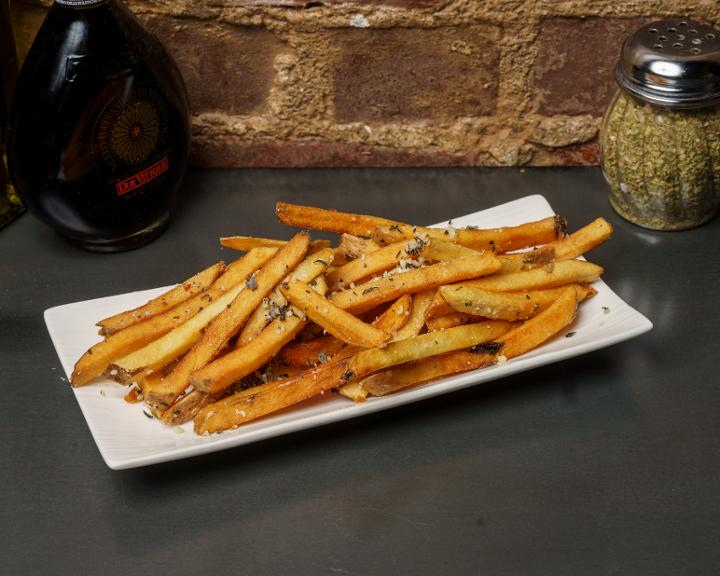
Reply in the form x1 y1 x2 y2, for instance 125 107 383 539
600 19 720 230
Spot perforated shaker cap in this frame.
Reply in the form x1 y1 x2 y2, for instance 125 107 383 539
616 19 720 107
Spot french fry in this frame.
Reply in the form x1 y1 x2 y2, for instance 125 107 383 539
96 262 225 336
457 259 602 293
70 247 279 387
159 389 228 426
425 290 454 320
503 217 612 262
426 312 481 332
392 289 435 341
276 202 398 237
439 282 597 321
192 378 280 433
338 234 369 258
280 279 391 349
194 357 352 435
277 292 412 369
361 286 579 397
188 278 331 395
132 370 165 418
274 334 343 367
335 292 417 403
496 255 553 275
370 215 567 253
145 231 310 409
344 320 515 382
105 280 248 384
340 318 513 404
330 252 501 315
237 247 335 346
419 238 479 262
221 236 331 253
326 240 412 292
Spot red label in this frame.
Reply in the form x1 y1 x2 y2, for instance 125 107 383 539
116 157 169 196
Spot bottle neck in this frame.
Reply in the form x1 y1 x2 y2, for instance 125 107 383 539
54 0 111 7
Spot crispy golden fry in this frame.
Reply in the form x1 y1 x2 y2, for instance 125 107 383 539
344 320 515 382
496 254 554 275
426 312 482 332
326 240 412 292
420 238 479 262
158 389 225 426
192 379 279 433
330 252 501 315
278 293 412 369
503 217 613 262
237 248 335 346
338 313 510 403
70 247 279 387
338 234 369 258
425 290 454 320
361 286 579 397
392 290 435 341
335 292 418 403
280 279 391 349
221 236 330 253
276 202 398 237
374 293 413 336
370 215 567 253
104 281 248 384
97 262 225 336
501 246 556 268
274 334 344 367
457 259 602 293
131 370 165 418
221 236 286 251
439 282 597 321
145 231 310 409
189 278 331 395
268 363 307 380
194 357 352 435
189 309 307 394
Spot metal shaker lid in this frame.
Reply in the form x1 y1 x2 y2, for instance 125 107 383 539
616 19 720 107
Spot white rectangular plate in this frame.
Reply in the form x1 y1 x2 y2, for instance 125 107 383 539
45 195 653 470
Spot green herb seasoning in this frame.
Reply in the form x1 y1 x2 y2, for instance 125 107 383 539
601 19 720 230
601 91 720 229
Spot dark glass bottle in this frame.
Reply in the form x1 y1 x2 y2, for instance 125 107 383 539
1 0 25 230
8 0 190 252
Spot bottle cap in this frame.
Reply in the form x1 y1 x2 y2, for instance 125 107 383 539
616 19 720 107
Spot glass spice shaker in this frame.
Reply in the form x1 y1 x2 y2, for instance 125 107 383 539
600 19 720 230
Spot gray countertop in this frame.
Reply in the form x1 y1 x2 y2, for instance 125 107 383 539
1 167 718 575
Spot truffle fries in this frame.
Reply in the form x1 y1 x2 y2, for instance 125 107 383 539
71 201 612 436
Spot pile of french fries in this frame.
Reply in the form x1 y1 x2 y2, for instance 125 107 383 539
70 202 612 435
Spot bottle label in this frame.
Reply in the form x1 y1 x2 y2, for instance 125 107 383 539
116 157 169 196
92 83 172 199
54 0 110 7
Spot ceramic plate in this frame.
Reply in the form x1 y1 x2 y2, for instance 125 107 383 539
45 195 653 470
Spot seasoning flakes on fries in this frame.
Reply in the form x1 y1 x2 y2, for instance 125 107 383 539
70 202 612 435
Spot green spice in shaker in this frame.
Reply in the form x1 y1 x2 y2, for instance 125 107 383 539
600 19 720 230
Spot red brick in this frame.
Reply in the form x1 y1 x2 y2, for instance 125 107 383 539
141 16 286 116
549 142 600 166
190 137 499 168
226 0 439 8
532 18 652 117
331 27 500 124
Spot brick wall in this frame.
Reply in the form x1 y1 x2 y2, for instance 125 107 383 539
10 0 720 167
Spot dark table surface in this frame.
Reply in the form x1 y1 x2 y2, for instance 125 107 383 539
1 167 718 576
